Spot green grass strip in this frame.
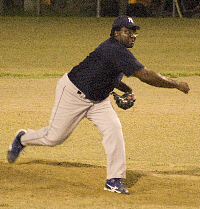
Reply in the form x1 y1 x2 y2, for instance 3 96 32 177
0 72 199 79
160 72 200 78
0 72 64 79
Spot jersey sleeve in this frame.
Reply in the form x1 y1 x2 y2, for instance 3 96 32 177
111 45 144 77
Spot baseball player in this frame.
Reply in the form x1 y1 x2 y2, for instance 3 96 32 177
7 16 190 194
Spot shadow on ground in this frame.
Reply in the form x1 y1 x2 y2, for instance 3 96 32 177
18 159 145 188
1 159 200 208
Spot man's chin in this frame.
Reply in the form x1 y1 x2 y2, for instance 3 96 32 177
128 41 135 48
127 44 134 48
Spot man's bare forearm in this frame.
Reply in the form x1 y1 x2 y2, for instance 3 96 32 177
116 81 132 93
134 68 190 94
137 70 178 88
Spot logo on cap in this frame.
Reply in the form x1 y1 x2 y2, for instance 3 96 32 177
128 17 134 23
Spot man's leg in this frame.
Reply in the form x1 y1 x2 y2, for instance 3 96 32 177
86 98 126 180
8 74 93 163
21 74 92 146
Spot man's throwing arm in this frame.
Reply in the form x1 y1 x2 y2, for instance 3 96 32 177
133 68 190 94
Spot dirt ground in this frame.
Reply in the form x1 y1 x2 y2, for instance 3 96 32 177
0 76 200 208
0 159 200 208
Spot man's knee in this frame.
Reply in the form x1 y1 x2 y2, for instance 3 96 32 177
106 118 122 132
45 133 66 147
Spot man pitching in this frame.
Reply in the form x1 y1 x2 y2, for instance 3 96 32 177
7 16 190 194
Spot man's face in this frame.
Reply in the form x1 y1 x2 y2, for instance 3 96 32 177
114 27 138 48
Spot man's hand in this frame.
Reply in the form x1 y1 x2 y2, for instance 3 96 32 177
177 81 190 94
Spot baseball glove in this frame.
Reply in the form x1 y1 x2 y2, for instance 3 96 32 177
111 92 136 110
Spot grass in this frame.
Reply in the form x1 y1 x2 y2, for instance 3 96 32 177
0 72 64 78
1 17 200 77
0 17 200 208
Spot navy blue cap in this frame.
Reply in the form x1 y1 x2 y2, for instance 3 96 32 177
112 16 140 30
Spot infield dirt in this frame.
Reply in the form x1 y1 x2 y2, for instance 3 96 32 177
0 76 199 208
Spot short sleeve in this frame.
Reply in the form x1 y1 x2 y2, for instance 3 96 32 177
111 44 144 77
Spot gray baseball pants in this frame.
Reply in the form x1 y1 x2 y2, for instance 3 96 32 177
21 73 126 179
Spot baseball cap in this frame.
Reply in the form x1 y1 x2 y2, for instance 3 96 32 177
112 15 140 30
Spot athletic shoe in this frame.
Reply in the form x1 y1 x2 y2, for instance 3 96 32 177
7 129 26 163
104 178 129 194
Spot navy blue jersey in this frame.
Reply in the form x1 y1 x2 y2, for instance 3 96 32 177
68 37 144 101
